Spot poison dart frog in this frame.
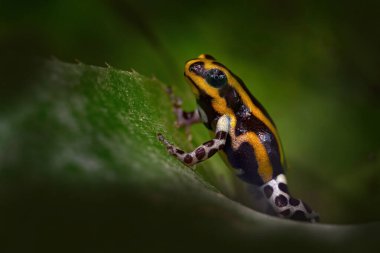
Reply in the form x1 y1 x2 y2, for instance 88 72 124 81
158 54 319 222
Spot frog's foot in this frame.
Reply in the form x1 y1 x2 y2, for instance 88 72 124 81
166 87 201 128
260 174 320 223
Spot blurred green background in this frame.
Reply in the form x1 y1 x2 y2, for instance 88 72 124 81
1 0 380 229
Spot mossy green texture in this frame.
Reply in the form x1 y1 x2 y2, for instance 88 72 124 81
0 60 378 252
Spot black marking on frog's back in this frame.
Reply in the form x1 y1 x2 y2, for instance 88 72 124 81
230 72 276 127
202 54 216 60
223 140 264 185
219 86 285 180
235 106 284 178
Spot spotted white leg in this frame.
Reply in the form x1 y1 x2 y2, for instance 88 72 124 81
158 115 230 166
260 174 320 222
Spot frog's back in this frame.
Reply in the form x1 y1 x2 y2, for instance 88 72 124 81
216 72 285 186
222 112 285 186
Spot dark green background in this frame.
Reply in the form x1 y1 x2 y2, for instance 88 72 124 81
1 0 380 250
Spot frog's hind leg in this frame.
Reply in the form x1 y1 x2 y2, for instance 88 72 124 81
246 184 277 216
260 174 320 223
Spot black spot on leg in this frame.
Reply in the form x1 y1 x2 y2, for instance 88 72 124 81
263 185 273 198
215 131 227 140
278 183 288 193
207 148 218 158
280 209 290 217
195 147 206 160
184 155 193 164
203 140 215 147
290 210 308 221
176 149 185 155
275 195 288 207
289 198 300 206
167 146 175 155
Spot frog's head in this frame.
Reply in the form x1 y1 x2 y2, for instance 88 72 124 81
184 54 233 99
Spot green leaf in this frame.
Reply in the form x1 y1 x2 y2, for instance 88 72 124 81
0 60 377 252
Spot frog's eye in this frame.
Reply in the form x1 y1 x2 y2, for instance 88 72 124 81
205 69 227 88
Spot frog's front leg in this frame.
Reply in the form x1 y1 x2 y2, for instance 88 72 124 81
166 87 202 128
158 115 229 166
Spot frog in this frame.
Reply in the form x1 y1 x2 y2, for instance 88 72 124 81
158 54 319 222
